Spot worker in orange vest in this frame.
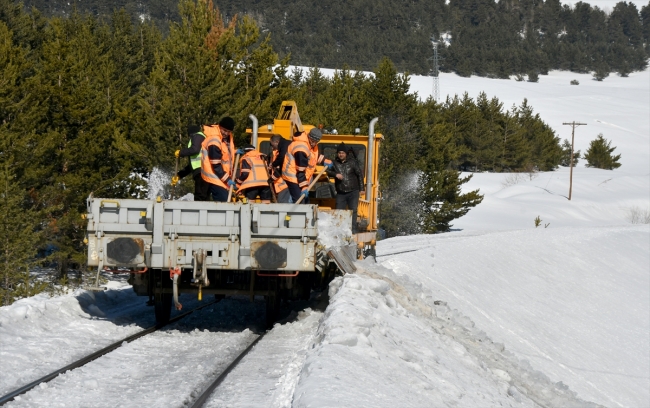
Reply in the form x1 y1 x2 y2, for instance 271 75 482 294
235 145 272 203
268 134 291 203
282 128 332 203
200 117 242 202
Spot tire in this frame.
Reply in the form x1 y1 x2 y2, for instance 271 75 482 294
153 269 172 325
265 293 280 329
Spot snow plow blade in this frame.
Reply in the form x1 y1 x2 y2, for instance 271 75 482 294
327 244 357 275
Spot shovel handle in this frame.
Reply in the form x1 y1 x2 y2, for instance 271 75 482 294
172 155 179 199
295 166 328 204
227 154 241 202
263 161 278 203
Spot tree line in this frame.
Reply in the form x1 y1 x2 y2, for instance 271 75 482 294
19 0 650 77
1 0 568 304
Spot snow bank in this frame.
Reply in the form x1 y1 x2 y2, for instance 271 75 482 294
378 225 650 408
295 265 601 407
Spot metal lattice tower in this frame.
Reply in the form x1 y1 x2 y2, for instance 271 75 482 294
430 38 440 102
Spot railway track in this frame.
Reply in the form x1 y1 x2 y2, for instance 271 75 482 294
0 300 218 406
3 291 326 408
189 332 267 408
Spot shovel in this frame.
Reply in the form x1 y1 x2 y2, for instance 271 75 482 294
295 166 328 204
263 157 278 203
227 154 241 203
172 155 179 199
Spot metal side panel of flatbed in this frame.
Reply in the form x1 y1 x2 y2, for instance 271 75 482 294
86 198 319 272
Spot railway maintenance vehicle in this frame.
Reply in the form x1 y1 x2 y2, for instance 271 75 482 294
84 101 382 326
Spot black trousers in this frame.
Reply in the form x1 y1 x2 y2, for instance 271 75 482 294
336 190 360 232
209 184 229 202
243 186 272 201
193 173 210 201
287 181 309 204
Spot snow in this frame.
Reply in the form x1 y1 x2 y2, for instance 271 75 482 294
2 48 649 408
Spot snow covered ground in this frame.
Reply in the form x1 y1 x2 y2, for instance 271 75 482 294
2 64 648 407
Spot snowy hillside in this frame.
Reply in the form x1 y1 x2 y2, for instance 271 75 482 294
2 67 648 406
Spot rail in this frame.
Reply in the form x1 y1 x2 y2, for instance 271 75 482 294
0 301 218 406
189 332 267 407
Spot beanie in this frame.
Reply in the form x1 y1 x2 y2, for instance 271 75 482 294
336 142 347 153
218 116 235 131
187 124 201 134
308 128 322 142
243 144 255 151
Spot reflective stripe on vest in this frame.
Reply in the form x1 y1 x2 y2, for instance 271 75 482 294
189 131 205 170
236 152 269 192
200 126 234 188
282 133 310 185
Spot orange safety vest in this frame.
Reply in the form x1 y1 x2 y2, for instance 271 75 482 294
306 141 329 182
282 132 311 188
236 151 269 193
200 125 235 189
271 150 288 193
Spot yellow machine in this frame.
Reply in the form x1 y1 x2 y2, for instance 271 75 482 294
246 101 382 258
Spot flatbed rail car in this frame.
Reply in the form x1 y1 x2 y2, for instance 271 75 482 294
85 198 352 325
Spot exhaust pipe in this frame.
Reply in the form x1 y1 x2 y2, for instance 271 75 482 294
366 118 378 199
249 114 258 148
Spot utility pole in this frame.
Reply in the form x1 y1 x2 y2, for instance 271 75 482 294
562 121 587 201
429 37 440 102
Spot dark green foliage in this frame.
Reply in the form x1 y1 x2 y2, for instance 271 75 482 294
584 134 622 169
17 0 650 77
560 139 581 167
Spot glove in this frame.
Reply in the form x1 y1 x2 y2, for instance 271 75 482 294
300 189 309 198
171 175 179 186
227 179 236 187
174 150 180 158
235 148 245 155
267 178 274 184
324 162 334 169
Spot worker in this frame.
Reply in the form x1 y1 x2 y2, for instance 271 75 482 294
235 145 272 203
282 128 332 204
268 134 291 203
171 125 209 201
327 142 365 233
201 117 241 202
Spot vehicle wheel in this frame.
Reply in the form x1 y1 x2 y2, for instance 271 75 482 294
153 269 172 325
265 293 280 329
363 244 376 261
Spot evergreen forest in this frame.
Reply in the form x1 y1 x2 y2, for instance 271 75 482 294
19 0 650 76
1 0 590 302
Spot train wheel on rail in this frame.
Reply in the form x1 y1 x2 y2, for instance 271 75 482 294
153 269 172 325
265 286 280 329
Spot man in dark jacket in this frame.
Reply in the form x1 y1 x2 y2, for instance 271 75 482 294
172 124 209 201
327 142 365 233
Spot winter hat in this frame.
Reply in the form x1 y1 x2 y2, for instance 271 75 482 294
187 124 201 134
218 116 235 131
336 142 347 153
308 128 322 142
243 144 255 152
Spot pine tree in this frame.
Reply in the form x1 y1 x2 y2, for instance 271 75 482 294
584 134 621 169
560 139 580 167
0 134 42 305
